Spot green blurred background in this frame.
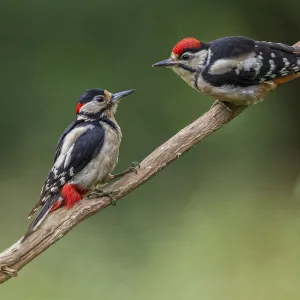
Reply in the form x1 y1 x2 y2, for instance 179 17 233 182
1 0 300 299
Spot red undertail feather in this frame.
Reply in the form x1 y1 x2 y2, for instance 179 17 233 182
172 38 201 55
60 184 85 209
273 73 300 85
50 184 86 212
22 185 86 242
49 199 64 212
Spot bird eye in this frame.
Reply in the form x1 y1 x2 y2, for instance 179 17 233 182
95 95 104 102
181 53 190 60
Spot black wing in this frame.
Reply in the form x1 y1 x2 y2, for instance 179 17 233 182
208 36 256 61
203 36 300 87
28 123 105 219
255 41 296 54
25 123 106 240
34 118 81 210
41 124 106 200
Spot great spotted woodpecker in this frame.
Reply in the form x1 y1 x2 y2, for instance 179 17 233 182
153 36 300 105
23 88 135 241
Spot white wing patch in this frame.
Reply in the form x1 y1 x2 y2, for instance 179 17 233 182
209 58 239 75
209 52 261 76
54 125 94 169
64 145 74 169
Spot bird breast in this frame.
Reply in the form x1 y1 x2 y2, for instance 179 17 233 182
196 74 277 105
70 122 121 189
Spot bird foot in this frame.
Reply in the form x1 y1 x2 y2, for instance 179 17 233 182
0 265 18 277
87 189 120 206
110 161 140 180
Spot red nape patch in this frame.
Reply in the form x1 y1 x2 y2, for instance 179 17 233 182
61 184 85 209
76 103 84 114
172 38 201 55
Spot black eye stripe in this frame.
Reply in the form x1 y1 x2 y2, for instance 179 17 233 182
95 95 104 102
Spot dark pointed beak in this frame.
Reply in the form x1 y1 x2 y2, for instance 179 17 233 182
152 58 177 68
111 89 135 103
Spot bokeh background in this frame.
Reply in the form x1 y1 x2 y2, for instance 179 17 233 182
1 0 300 299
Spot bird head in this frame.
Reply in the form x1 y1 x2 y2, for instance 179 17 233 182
153 38 209 85
76 88 135 119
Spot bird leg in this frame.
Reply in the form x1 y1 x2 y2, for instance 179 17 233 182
87 189 120 206
87 161 139 205
107 161 140 182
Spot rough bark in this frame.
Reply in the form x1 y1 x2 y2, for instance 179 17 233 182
0 101 246 284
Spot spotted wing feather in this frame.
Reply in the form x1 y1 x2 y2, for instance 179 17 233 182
42 124 105 199
28 123 105 218
202 36 300 87
28 119 81 217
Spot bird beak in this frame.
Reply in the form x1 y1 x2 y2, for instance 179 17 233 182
152 57 177 68
111 89 135 103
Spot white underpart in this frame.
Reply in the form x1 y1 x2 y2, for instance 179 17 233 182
173 68 195 87
172 66 195 88
196 73 277 105
70 121 121 189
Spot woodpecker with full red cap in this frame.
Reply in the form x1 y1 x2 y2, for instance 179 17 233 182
23 88 136 241
153 36 300 105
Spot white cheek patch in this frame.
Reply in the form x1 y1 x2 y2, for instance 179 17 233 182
189 50 208 68
81 101 103 114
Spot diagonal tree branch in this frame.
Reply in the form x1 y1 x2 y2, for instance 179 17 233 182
0 101 246 284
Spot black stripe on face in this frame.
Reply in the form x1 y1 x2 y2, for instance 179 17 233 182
178 63 197 73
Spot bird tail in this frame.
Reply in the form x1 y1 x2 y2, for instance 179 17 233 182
272 41 300 85
293 41 300 54
21 194 61 242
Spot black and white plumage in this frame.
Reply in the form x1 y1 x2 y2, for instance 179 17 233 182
153 36 300 105
23 88 135 241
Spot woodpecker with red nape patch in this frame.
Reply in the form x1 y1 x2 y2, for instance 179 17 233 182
153 36 300 106
23 88 136 241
